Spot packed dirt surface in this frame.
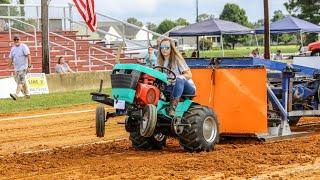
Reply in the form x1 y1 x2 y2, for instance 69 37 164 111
0 104 319 179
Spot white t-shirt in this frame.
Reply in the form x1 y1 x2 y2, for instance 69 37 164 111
9 44 30 72
163 56 196 88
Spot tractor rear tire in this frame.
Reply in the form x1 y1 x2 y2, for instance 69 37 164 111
96 106 105 137
288 116 301 126
179 105 219 152
129 130 166 150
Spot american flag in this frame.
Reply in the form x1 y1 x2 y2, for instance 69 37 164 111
73 0 97 32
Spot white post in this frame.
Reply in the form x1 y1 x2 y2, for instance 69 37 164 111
63 7 66 31
36 6 40 31
221 34 224 57
300 31 303 48
255 34 259 48
68 3 73 31
89 46 92 71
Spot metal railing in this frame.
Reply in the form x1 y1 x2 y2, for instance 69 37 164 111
49 31 78 71
88 46 116 71
7 18 38 49
95 12 176 42
70 20 148 50
0 4 70 31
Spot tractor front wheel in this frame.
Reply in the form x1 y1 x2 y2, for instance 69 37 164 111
179 105 219 152
130 128 166 150
96 106 106 137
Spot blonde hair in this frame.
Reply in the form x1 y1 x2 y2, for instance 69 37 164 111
157 38 185 69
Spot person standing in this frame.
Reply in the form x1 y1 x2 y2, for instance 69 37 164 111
8 35 32 100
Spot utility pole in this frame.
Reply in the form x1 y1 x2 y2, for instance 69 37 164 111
263 0 270 59
41 0 50 74
196 0 199 57
196 0 199 22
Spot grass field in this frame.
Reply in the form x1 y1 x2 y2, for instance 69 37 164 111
186 45 300 58
0 89 110 114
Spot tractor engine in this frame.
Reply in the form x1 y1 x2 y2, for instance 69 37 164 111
135 74 160 106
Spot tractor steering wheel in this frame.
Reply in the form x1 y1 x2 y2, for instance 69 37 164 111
153 66 176 81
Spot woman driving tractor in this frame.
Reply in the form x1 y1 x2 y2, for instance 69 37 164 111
157 38 196 117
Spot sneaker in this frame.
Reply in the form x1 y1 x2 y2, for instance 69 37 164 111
9 93 18 101
25 95 30 99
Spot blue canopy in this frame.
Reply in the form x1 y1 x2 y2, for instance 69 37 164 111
255 16 320 34
169 19 253 36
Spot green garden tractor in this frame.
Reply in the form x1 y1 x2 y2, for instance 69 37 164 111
91 64 219 152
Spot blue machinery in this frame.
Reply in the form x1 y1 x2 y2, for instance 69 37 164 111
186 57 320 138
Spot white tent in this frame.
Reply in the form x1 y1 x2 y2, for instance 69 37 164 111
135 25 153 41
104 26 123 42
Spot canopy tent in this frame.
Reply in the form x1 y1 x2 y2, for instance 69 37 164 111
169 19 255 56
256 16 320 34
255 16 320 47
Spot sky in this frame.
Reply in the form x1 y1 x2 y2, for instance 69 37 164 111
25 0 289 24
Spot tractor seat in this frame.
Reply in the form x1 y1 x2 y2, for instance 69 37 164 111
181 94 196 100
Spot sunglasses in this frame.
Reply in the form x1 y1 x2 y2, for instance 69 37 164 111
160 45 171 50
14 39 20 41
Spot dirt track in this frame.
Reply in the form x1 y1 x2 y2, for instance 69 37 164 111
0 104 319 179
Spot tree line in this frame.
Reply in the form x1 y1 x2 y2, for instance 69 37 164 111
126 1 320 48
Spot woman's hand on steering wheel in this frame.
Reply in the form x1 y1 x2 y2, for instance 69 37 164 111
153 66 176 81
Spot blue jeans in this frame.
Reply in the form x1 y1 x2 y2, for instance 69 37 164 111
166 77 196 99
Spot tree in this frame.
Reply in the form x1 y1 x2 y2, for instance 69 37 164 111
270 10 294 45
156 19 176 34
198 13 213 22
284 0 320 44
126 17 143 27
146 22 157 32
0 0 11 16
219 3 251 49
271 10 285 22
16 0 25 17
253 19 264 28
175 18 189 26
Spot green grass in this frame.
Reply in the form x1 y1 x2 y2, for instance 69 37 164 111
0 89 111 114
186 45 300 58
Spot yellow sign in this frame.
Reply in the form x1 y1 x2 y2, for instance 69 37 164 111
27 77 46 88
26 73 49 94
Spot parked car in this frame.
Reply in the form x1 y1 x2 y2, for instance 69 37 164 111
308 41 320 56
177 44 196 51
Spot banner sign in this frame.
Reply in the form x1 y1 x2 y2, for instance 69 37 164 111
0 77 23 99
0 73 49 99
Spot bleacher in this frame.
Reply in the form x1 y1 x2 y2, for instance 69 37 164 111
0 31 138 77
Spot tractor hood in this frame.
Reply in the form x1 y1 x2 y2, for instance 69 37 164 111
113 64 168 84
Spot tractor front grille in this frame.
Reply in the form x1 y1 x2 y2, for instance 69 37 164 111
111 70 141 89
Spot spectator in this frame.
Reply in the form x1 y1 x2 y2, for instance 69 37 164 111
191 51 197 58
250 48 261 58
273 50 283 60
8 34 32 100
55 57 74 73
181 51 187 58
142 47 157 67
